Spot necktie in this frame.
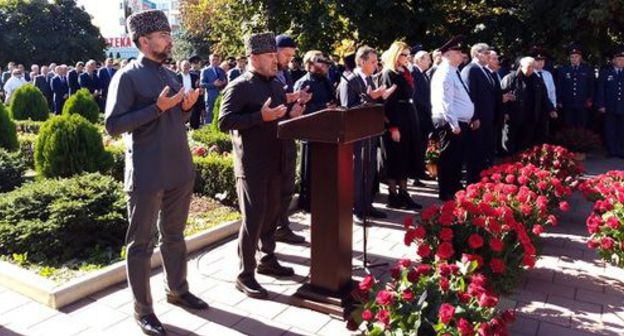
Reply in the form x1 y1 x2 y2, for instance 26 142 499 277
108 68 112 77
456 70 471 96
483 66 494 86
365 76 374 88
537 71 543 79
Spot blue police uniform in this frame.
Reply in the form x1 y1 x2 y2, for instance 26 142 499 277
556 62 595 129
596 65 624 157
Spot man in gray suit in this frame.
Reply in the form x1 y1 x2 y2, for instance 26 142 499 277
104 10 207 336
219 32 306 299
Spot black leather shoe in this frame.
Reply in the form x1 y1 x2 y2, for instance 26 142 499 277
368 207 387 219
135 313 166 336
399 189 423 210
235 277 269 299
274 227 306 244
257 258 295 277
166 292 209 310
387 191 404 208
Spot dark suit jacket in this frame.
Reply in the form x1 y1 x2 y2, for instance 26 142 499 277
67 69 81 95
501 70 551 124
34 74 52 99
461 62 498 124
78 72 102 94
556 63 594 108
98 67 117 98
51 75 69 113
293 72 335 114
412 66 433 134
336 71 370 108
176 72 200 90
596 67 624 115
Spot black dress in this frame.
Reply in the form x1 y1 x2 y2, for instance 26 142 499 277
379 68 421 181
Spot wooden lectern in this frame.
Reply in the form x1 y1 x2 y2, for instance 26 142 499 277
278 104 385 318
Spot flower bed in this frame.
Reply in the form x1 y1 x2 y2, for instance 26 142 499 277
580 171 624 267
350 145 580 334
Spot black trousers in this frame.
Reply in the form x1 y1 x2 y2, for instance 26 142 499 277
278 141 297 230
435 121 468 200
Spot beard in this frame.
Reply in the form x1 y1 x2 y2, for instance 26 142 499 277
151 45 172 63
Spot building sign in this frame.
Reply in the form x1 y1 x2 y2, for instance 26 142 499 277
106 37 134 48
105 36 139 59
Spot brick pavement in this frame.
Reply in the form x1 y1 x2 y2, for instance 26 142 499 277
0 156 623 335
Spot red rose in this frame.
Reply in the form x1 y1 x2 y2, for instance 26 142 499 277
403 215 413 229
532 225 544 236
346 319 358 331
359 275 375 291
376 290 394 306
414 226 427 239
407 269 419 283
587 239 599 249
601 237 615 250
505 174 515 184
489 238 504 252
606 216 620 230
468 234 484 249
523 255 536 268
458 318 473 336
399 258 411 268
390 266 401 279
439 228 454 241
376 309 390 327
478 322 491 336
416 264 433 275
417 243 432 258
440 277 450 291
559 201 570 212
361 309 373 321
439 213 454 226
500 310 516 323
436 242 455 260
404 229 416 246
517 176 528 185
478 293 499 307
439 263 452 276
489 258 506 274
403 289 414 301
438 303 455 325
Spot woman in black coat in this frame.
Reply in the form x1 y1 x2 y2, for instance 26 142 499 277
379 41 422 210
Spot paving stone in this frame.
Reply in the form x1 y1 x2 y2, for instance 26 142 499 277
537 321 598 336
66 301 128 330
27 313 89 336
231 314 293 336
508 315 540 336
273 306 331 334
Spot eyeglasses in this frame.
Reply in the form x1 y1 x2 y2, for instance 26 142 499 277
400 53 411 57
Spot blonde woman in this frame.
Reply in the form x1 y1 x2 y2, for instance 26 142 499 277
379 41 422 210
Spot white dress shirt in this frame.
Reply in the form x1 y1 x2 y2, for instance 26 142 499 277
3 76 27 103
431 60 474 131
181 72 193 93
536 69 556 107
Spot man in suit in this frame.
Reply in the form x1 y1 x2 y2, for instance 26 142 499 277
426 49 442 82
200 54 227 125
98 58 117 104
411 50 433 183
67 62 84 95
336 45 395 219
34 65 54 111
227 56 247 82
50 65 69 115
79 60 104 110
105 10 208 336
219 32 306 299
1 62 15 84
556 44 595 129
596 47 624 158
176 60 202 129
486 50 512 157
532 48 559 136
461 43 498 182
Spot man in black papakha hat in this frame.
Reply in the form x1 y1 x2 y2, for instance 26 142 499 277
104 9 208 336
219 32 307 299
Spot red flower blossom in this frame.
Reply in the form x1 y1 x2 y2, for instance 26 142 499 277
375 309 390 327
440 277 450 291
601 237 615 250
438 303 455 324
361 309 373 321
390 265 401 279
478 293 499 307
606 216 620 230
436 242 455 260
440 228 454 241
417 244 431 258
532 225 544 236
489 258 506 274
376 290 394 306
559 201 570 212
407 269 419 283
489 238 504 252
403 215 413 229
414 225 427 239
403 289 414 301
399 258 411 268
468 234 484 249
359 275 375 291
458 318 473 336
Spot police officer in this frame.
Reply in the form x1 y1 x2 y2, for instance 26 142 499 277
596 47 624 157
556 44 595 129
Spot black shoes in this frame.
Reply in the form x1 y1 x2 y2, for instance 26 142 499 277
235 277 269 299
399 189 423 210
135 313 166 336
274 227 306 244
166 292 209 310
257 258 295 277
387 191 404 209
367 207 388 218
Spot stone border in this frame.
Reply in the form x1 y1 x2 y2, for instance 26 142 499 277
0 219 241 309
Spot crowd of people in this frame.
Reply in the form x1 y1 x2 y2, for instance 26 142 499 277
5 8 624 335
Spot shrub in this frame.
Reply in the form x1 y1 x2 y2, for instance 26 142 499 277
62 88 100 123
8 84 50 121
34 114 112 178
193 153 237 206
191 125 232 152
105 144 125 182
0 148 25 192
0 173 127 263
14 119 43 134
17 133 36 169
0 103 18 151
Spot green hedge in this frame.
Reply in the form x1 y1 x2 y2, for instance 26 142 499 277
8 84 50 121
210 95 226 134
193 154 237 206
0 173 127 263
0 148 25 192
62 89 100 123
14 119 43 134
0 103 18 151
34 114 112 178
105 144 125 182
191 126 232 152
17 133 36 169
